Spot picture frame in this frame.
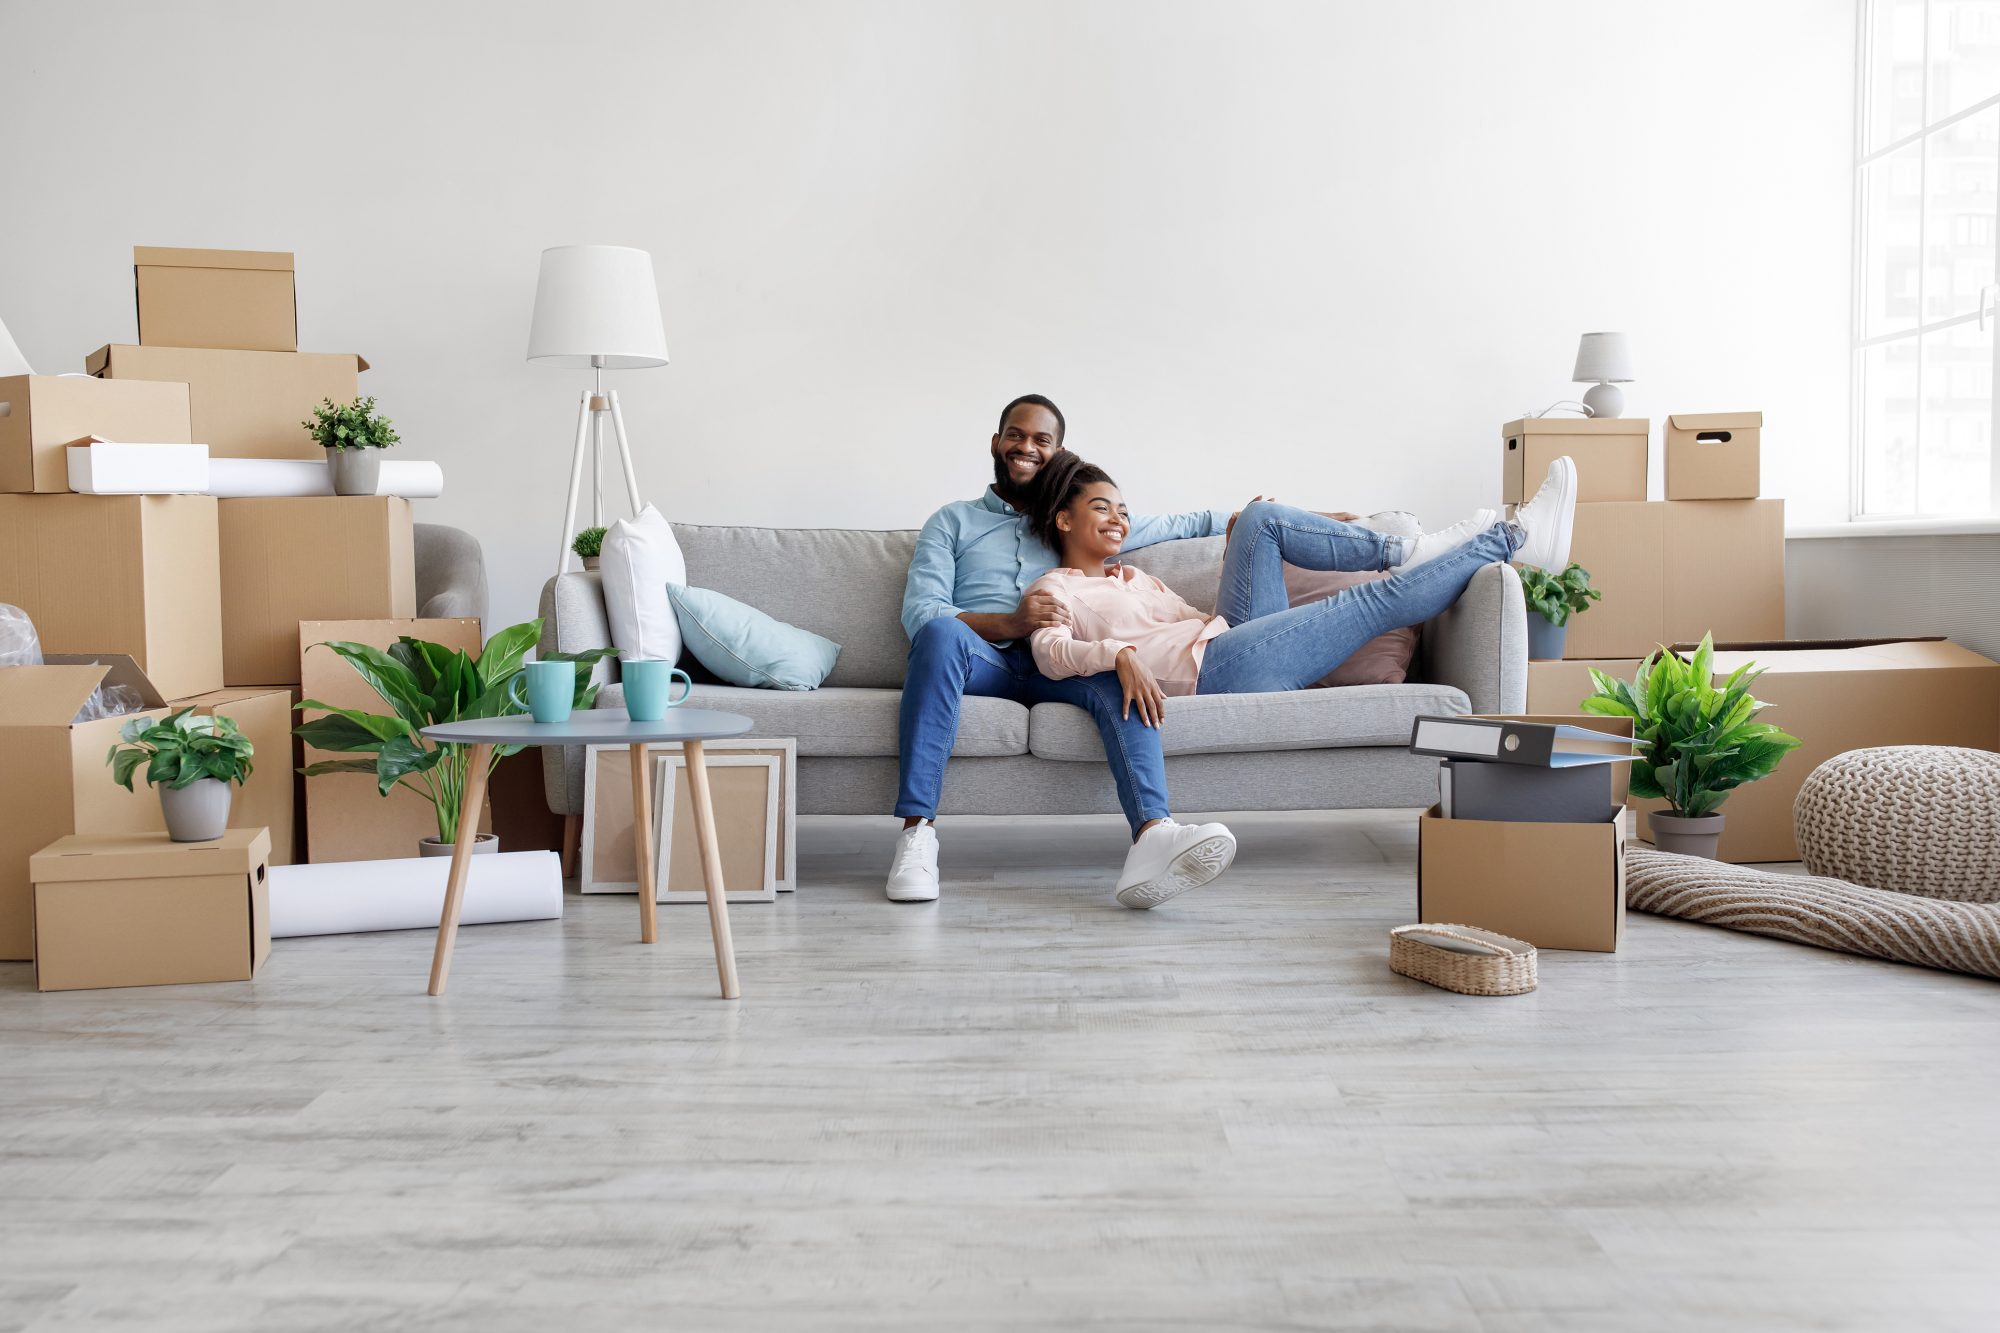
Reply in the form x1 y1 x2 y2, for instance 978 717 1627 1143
651 754 778 904
579 738 798 894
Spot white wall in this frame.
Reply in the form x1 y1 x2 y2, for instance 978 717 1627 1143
0 0 1856 629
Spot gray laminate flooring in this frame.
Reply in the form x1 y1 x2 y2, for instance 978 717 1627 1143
3 810 1997 1332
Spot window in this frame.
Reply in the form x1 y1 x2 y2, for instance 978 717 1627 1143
1855 0 2000 517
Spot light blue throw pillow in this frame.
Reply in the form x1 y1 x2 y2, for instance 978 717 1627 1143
665 584 841 691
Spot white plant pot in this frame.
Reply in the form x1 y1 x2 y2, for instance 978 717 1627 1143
159 778 232 843
418 833 499 858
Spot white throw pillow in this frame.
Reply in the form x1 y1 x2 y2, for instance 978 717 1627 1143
600 504 687 665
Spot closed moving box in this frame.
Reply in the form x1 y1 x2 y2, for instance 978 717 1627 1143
135 247 298 353
30 828 271 991
1502 417 1649 505
0 375 192 493
1665 412 1761 500
220 498 416 685
1631 639 2000 863
87 344 366 461
1562 499 1784 659
0 494 223 699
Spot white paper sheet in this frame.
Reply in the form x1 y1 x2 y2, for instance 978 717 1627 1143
268 850 562 937
206 457 445 499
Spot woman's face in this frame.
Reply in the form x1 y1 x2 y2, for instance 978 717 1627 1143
1056 481 1130 567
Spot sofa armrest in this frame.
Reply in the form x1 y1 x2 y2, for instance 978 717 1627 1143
537 573 617 818
1416 561 1526 715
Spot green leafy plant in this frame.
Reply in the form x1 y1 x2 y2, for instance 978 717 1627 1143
1519 562 1601 627
302 395 400 451
293 621 616 844
107 709 255 791
571 526 608 559
1579 633 1801 818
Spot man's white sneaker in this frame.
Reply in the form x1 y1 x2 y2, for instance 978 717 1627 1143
885 824 940 902
1115 818 1238 910
1510 456 1578 572
1398 508 1499 570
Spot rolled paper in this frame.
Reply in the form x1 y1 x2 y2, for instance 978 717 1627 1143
268 850 562 937
207 457 445 499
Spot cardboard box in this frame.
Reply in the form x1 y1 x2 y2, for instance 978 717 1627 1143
1526 658 1644 715
0 494 223 699
30 828 271 990
66 438 208 495
1665 412 1761 500
0 374 192 493
298 618 489 863
0 657 172 959
1417 806 1626 952
179 687 297 868
1562 499 1784 659
220 498 415 685
135 247 297 353
1630 639 2000 863
87 345 367 461
1502 416 1649 505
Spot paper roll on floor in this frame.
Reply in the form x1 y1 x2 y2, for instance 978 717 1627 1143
268 850 562 937
207 457 445 499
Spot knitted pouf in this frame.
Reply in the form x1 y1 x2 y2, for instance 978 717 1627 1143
1793 746 2000 903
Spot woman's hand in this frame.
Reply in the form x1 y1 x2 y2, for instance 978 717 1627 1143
1115 647 1167 728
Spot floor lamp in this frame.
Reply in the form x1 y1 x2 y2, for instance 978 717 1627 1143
527 244 670 579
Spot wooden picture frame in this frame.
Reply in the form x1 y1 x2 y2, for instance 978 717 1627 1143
580 738 797 894
651 754 778 904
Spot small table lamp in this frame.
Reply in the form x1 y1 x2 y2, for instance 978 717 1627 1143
527 244 670 578
1572 332 1634 419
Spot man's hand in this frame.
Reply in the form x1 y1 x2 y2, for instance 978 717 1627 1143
1010 588 1071 638
1115 647 1166 728
1321 510 1359 523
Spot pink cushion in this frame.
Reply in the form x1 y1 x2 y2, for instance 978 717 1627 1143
1281 567 1419 687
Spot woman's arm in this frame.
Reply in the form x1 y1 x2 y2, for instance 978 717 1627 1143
1028 592 1137 680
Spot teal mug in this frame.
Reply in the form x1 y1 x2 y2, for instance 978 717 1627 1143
508 659 576 724
623 658 693 721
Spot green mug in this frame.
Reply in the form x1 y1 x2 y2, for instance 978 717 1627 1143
508 659 575 724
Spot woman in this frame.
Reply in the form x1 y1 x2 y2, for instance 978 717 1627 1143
1022 452 1576 723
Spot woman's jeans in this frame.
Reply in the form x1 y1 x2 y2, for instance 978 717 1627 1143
897 616 1171 835
1196 501 1520 695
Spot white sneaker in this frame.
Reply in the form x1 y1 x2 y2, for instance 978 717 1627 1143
1510 456 1578 572
1399 508 1499 570
885 824 940 902
1115 818 1238 909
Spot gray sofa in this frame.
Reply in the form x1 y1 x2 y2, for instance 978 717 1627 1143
539 524 1526 821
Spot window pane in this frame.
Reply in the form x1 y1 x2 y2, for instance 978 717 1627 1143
1919 321 1994 510
1870 0 1930 150
1929 0 2000 122
1860 339 1921 516
1924 105 1999 319
1864 142 1926 336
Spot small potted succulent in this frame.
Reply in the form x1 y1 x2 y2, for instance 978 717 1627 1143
1517 562 1600 661
571 526 608 572
303 395 401 496
106 708 256 843
1580 634 1801 858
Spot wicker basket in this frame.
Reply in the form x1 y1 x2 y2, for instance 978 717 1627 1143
1389 924 1538 996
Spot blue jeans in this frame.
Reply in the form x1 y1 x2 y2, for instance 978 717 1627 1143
1197 501 1521 695
897 617 1172 835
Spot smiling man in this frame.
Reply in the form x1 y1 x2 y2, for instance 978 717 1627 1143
888 393 1238 907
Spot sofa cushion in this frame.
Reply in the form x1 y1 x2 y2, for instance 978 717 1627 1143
594 682 1027 759
1027 681 1471 761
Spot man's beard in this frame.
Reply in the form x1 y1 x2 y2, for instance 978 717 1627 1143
993 454 1035 507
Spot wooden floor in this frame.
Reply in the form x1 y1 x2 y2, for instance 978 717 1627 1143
3 809 1997 1332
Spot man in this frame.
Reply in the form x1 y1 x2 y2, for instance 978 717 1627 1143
888 394 1240 909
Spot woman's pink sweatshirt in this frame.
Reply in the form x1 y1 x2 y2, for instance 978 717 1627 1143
1027 566 1228 696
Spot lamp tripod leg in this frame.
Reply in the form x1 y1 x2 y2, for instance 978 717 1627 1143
557 388 592 581
607 390 644 514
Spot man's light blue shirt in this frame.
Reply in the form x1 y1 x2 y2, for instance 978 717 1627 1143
900 486 1232 642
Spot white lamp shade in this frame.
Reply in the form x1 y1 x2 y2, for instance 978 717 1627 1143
526 245 669 369
1572 331 1634 383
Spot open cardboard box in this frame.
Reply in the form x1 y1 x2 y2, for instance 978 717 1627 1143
0 374 192 494
221 497 415 685
1502 416 1649 504
134 246 297 353
88 344 367 461
1563 499 1784 659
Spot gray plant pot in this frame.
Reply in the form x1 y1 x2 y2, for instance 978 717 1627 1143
580 555 601 571
418 834 500 858
327 447 383 496
1649 811 1725 859
1526 612 1567 662
160 778 232 843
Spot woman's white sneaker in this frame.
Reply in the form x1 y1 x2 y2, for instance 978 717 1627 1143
1115 818 1238 909
1510 456 1578 572
885 824 940 902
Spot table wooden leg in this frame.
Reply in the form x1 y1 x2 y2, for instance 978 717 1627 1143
428 743 494 996
682 740 741 1000
631 742 659 945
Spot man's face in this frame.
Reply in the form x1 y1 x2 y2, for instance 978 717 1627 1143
990 404 1063 492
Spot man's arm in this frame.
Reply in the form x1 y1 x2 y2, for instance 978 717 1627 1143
1124 507 1233 551
901 511 1071 643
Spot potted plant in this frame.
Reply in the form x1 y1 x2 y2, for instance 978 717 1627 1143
1518 562 1600 661
1579 634 1802 858
571 526 608 572
303 395 400 496
106 709 255 843
294 620 615 857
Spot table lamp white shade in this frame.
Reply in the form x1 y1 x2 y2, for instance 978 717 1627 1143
527 245 669 369
1572 332 1634 384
